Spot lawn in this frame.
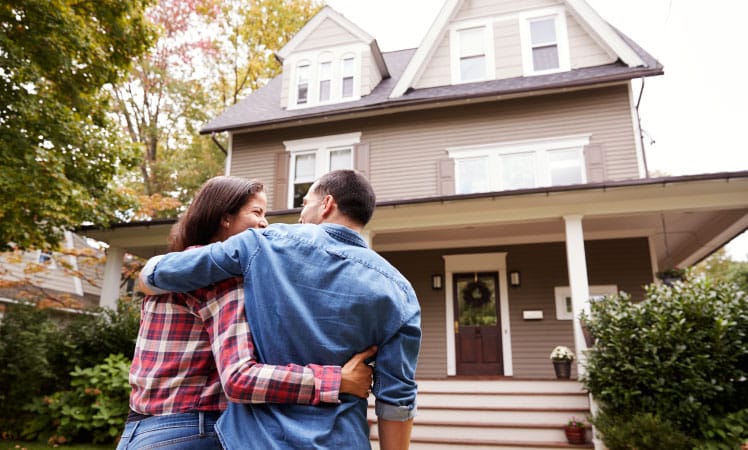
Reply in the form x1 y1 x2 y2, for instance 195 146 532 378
0 442 112 450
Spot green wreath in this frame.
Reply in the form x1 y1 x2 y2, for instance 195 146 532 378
461 280 491 308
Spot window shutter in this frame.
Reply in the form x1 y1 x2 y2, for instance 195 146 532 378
354 142 370 178
584 144 606 183
437 158 455 196
274 152 290 210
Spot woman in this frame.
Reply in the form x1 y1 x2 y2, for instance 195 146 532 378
118 176 374 450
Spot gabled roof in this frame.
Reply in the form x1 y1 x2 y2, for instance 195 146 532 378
200 1 663 135
390 0 646 98
276 6 388 77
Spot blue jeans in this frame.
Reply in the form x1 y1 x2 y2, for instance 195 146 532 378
116 412 222 450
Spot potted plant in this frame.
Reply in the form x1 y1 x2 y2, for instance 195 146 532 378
563 417 587 444
549 345 575 379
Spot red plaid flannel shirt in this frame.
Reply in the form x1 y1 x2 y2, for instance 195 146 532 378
128 277 341 415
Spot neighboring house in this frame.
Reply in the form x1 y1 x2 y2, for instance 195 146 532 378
82 1 748 447
0 231 104 316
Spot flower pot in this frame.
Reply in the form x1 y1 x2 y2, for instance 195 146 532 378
564 426 586 444
553 360 571 379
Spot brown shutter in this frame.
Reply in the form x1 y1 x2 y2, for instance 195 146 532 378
273 152 290 210
437 158 455 196
354 142 370 178
584 144 606 183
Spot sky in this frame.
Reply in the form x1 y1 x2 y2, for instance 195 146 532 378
325 0 748 260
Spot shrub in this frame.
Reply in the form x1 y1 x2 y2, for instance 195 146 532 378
582 277 748 447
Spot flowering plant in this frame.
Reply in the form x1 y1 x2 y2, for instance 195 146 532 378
566 416 586 429
549 345 575 362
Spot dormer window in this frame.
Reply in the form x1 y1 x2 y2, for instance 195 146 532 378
296 63 310 104
319 60 332 102
450 20 495 84
341 56 355 98
520 8 570 75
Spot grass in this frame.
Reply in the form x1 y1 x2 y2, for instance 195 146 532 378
0 442 112 450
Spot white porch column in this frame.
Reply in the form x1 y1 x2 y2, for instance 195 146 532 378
563 215 591 374
361 229 374 248
100 245 124 310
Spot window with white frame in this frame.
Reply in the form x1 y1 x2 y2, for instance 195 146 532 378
295 62 310 105
318 59 332 102
554 285 618 320
451 21 494 84
341 56 355 98
519 8 570 75
284 133 360 208
449 135 589 194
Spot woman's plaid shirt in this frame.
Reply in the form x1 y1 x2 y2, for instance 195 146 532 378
128 277 341 414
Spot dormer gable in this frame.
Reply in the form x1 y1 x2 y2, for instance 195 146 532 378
391 0 646 98
277 6 389 110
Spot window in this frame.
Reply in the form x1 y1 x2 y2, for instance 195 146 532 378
284 133 360 208
554 285 618 320
296 63 310 105
318 60 332 102
458 27 486 82
451 21 494 84
520 8 570 75
341 57 354 98
449 135 589 194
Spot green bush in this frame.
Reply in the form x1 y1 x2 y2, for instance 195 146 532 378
23 354 131 444
582 278 748 448
0 300 139 438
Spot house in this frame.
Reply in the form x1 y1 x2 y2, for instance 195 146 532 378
82 0 748 447
0 231 105 316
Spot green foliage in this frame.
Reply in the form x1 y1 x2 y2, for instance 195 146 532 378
24 354 131 444
0 301 140 438
694 248 748 292
591 412 695 450
695 409 748 450
582 278 748 448
0 0 153 250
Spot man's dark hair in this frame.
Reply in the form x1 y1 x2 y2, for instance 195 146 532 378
168 176 265 251
313 170 376 226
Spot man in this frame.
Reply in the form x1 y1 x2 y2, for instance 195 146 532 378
140 170 421 450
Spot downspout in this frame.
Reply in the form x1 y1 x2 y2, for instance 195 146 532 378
635 77 650 178
210 132 227 155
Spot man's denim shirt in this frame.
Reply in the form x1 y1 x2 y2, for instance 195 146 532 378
142 223 421 449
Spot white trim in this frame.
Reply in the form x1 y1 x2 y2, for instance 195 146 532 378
283 132 361 152
449 19 496 84
100 245 124 310
225 131 233 175
563 215 590 376
286 44 364 109
628 82 647 178
564 0 645 68
390 0 464 98
65 231 84 296
443 252 512 377
554 284 617 320
519 7 571 76
648 234 659 283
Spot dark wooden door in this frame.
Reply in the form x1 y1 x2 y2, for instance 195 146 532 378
453 272 503 375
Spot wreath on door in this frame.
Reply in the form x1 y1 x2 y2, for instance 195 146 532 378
461 280 491 307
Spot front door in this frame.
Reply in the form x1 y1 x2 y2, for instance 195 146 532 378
453 272 503 375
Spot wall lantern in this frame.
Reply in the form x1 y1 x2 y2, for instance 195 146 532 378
509 271 521 287
431 274 443 290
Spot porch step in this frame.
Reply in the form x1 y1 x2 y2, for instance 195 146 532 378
369 379 593 449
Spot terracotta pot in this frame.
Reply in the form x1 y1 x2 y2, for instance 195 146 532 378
553 360 571 379
564 426 586 444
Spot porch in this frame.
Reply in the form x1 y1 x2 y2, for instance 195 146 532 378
369 379 593 449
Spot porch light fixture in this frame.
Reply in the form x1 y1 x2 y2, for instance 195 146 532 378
509 271 521 287
431 274 443 290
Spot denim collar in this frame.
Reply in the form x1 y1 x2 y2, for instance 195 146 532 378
320 223 367 248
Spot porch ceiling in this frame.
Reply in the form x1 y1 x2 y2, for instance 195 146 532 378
80 174 748 267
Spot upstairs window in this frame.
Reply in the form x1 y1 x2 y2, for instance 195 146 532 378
520 8 570 75
451 21 494 84
449 135 589 194
296 63 310 105
284 133 360 208
341 56 355 98
319 60 332 102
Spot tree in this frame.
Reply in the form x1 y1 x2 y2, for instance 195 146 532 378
0 0 153 250
111 0 322 220
693 248 748 292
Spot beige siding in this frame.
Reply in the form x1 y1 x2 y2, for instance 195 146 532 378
453 0 558 21
360 53 384 97
493 18 523 80
231 85 639 207
294 17 360 52
567 13 614 68
414 29 451 89
379 237 652 379
280 64 289 108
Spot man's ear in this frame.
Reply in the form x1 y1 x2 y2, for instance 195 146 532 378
320 194 335 217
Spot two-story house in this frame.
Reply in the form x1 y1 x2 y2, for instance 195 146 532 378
83 0 748 447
